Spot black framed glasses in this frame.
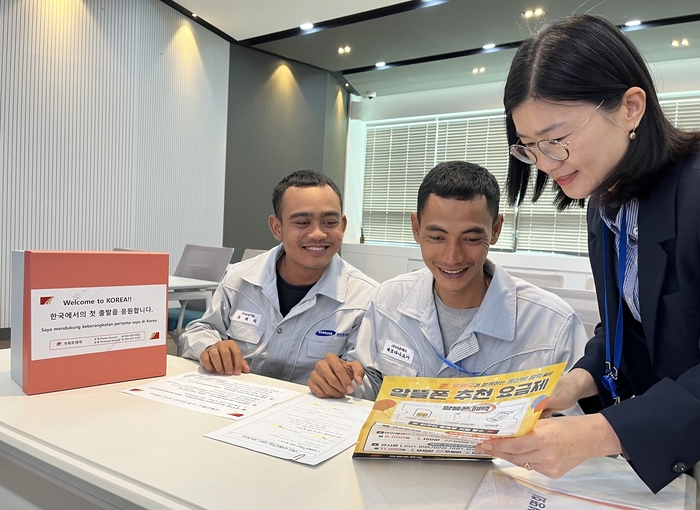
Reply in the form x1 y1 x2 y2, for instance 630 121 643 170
509 100 604 165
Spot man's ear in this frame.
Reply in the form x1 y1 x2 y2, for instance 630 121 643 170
268 215 283 242
411 213 420 243
490 214 504 245
341 214 347 234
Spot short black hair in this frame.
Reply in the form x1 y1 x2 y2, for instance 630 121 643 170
504 14 700 210
271 170 343 218
417 161 500 222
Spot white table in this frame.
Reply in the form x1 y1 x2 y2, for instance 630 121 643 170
0 350 492 510
167 276 220 346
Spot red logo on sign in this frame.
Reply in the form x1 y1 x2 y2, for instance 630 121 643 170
149 332 160 340
40 296 54 305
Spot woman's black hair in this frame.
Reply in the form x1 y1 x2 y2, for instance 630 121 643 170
504 14 700 210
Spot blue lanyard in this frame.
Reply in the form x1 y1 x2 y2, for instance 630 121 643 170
429 343 482 377
601 206 627 404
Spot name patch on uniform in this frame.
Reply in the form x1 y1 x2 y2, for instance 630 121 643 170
382 340 414 364
232 310 261 327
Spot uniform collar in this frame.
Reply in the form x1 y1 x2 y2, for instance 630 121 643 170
397 260 517 342
241 244 347 303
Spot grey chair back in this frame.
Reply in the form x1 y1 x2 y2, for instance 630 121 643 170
174 244 234 311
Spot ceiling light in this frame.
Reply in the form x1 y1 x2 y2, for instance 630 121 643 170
625 20 641 27
671 39 690 47
681 38 690 46
375 61 386 67
345 83 349 87
522 8 544 18
338 46 351 54
482 43 496 50
300 23 314 30
344 46 351 53
479 67 485 73
472 67 486 74
192 13 198 18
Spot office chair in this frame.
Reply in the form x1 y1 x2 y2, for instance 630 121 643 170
241 248 267 261
168 244 234 351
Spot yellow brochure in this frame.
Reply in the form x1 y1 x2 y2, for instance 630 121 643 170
353 362 565 459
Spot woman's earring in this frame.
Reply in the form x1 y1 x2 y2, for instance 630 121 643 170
629 126 637 140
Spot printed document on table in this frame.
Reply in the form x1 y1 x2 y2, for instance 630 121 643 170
354 363 565 459
466 457 695 510
123 372 301 420
206 394 372 465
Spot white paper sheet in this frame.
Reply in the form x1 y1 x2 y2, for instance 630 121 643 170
466 457 695 510
123 372 301 420
206 394 372 465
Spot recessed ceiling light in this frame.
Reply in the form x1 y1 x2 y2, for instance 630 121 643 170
479 67 486 73
482 43 496 50
192 13 198 18
300 23 314 30
375 61 386 67
671 39 689 47
472 67 486 74
522 8 545 18
345 83 349 87
338 46 351 54
625 20 641 27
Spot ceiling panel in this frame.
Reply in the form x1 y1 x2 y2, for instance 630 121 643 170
174 0 404 40
253 0 700 72
171 0 699 98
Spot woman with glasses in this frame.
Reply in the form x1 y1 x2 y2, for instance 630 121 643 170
475 14 700 493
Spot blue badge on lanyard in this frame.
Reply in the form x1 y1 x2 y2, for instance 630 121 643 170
429 343 482 377
601 206 627 404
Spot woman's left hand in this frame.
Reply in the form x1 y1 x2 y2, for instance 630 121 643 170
475 414 622 478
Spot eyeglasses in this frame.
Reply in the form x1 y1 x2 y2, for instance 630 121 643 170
509 100 604 165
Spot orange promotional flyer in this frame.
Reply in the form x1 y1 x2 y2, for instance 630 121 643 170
11 250 169 395
353 363 565 459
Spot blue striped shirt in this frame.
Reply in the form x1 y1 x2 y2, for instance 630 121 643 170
600 199 641 322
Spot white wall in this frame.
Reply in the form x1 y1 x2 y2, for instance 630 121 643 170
0 0 230 328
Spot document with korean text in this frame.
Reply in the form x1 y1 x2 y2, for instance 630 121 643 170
123 372 301 420
206 394 372 465
353 363 565 459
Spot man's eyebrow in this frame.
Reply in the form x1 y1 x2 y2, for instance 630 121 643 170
424 225 487 235
516 121 567 139
288 211 341 220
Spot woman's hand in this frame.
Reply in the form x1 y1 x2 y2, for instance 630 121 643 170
476 414 621 478
540 368 598 418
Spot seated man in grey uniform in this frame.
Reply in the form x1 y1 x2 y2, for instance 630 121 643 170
308 161 588 401
181 170 378 385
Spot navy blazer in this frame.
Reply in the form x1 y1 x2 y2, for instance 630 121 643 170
574 146 700 493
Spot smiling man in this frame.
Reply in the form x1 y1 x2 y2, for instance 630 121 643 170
308 161 588 401
181 170 377 384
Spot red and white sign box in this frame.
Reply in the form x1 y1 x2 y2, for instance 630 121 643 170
11 250 169 395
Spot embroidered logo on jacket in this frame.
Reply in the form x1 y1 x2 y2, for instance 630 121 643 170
315 329 349 338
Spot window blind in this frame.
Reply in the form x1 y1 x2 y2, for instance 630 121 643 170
362 94 700 255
